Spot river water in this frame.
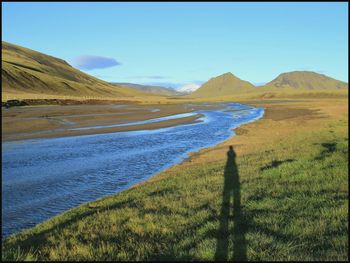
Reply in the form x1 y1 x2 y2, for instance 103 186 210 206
2 103 264 237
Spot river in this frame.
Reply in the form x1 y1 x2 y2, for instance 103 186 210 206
2 102 264 237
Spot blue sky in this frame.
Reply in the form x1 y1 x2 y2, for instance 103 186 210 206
2 2 348 89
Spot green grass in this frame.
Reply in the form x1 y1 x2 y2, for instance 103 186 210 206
2 114 348 261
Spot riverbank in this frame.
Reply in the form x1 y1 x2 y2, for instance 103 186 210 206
2 98 348 261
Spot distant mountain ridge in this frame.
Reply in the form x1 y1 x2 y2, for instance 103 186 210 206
112 82 182 96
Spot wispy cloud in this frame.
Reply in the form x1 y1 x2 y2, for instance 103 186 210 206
70 55 121 70
131 75 169 80
192 80 205 85
139 82 180 89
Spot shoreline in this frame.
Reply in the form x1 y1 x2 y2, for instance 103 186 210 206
131 99 328 187
129 101 267 189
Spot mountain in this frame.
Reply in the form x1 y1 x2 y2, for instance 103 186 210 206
263 71 348 90
112 82 182 96
177 83 201 94
2 41 147 98
191 72 255 97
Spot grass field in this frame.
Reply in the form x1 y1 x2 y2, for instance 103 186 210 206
2 98 348 261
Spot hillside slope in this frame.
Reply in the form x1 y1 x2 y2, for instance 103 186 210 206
2 41 147 98
262 71 348 90
191 72 255 98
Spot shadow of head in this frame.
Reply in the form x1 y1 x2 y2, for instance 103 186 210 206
321 143 337 153
260 159 294 171
314 142 337 160
228 145 236 158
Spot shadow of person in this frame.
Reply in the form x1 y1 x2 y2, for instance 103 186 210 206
215 146 247 261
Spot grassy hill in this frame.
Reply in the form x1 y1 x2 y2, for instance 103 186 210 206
112 82 182 96
187 71 348 100
2 42 149 100
190 72 255 98
262 71 348 90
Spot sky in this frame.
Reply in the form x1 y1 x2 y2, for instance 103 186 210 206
2 2 348 89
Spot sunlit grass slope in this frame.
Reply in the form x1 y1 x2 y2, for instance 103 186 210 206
190 72 255 98
2 98 348 261
1 41 150 100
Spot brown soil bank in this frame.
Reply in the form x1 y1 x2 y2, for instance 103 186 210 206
2 103 219 141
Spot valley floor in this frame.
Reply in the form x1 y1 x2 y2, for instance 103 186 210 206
2 98 348 261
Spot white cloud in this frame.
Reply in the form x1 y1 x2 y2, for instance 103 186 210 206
69 55 120 70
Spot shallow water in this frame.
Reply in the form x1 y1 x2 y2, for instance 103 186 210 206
70 112 198 130
2 103 264 237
